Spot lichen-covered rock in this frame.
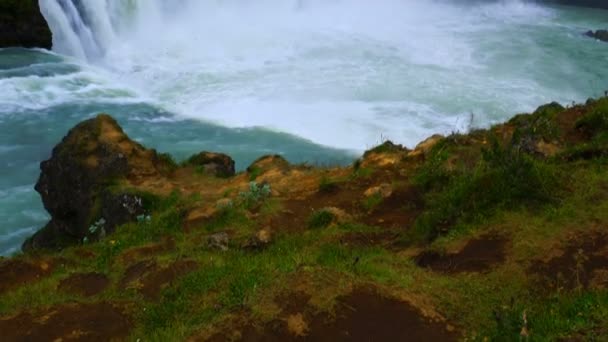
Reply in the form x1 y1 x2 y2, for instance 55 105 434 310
23 114 175 251
0 0 51 48
207 232 230 251
186 151 235 178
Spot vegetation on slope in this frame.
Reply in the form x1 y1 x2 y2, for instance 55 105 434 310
1 98 608 341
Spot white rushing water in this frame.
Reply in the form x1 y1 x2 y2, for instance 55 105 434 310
37 0 608 151
0 0 605 255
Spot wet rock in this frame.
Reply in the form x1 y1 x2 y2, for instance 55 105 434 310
0 0 51 48
208 232 230 251
24 114 175 251
186 151 235 178
242 228 273 251
585 29 608 42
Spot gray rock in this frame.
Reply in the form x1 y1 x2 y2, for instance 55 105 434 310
207 232 230 251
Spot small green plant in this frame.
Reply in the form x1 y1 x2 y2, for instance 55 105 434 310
239 181 271 209
248 166 262 181
575 98 608 136
318 176 340 193
308 209 335 229
351 166 374 179
85 217 107 242
362 193 383 212
136 214 152 223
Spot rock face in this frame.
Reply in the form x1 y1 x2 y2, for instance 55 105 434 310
586 30 608 43
24 114 175 251
0 0 52 48
186 152 235 178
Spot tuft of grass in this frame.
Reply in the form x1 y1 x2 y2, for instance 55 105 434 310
308 210 336 229
489 291 608 341
318 176 340 193
363 141 403 157
575 97 608 136
361 193 383 212
248 166 263 181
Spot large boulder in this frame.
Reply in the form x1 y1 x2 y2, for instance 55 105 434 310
23 114 175 251
0 0 51 48
185 152 235 178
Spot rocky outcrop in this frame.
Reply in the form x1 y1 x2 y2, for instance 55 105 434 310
23 114 175 251
185 152 235 178
0 0 51 48
585 30 608 43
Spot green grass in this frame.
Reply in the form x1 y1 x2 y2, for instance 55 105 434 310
576 97 608 136
361 193 383 212
318 175 341 193
410 136 562 242
308 210 336 229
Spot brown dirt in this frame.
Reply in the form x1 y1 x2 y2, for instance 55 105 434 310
120 259 158 289
415 235 509 273
339 230 401 249
554 105 588 145
0 259 53 295
120 237 175 264
0 302 131 342
362 186 423 229
532 232 608 290
58 272 110 297
139 259 198 300
208 288 457 341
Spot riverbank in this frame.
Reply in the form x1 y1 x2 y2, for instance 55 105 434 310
1 97 607 340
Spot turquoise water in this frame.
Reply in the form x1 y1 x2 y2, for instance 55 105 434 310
0 49 354 255
1 1 608 255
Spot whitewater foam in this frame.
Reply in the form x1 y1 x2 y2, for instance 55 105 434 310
36 0 608 152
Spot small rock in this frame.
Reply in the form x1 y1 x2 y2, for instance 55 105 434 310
242 228 273 251
207 232 230 251
364 183 393 199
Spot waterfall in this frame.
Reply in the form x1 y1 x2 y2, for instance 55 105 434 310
39 0 121 60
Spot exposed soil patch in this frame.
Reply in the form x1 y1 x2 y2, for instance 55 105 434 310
139 259 198 300
210 288 457 341
0 302 131 341
58 272 110 297
120 259 158 289
120 237 175 264
0 259 53 295
415 235 509 273
532 232 608 290
339 230 401 249
362 186 424 229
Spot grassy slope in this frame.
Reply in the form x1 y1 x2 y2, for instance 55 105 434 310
1 98 608 341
